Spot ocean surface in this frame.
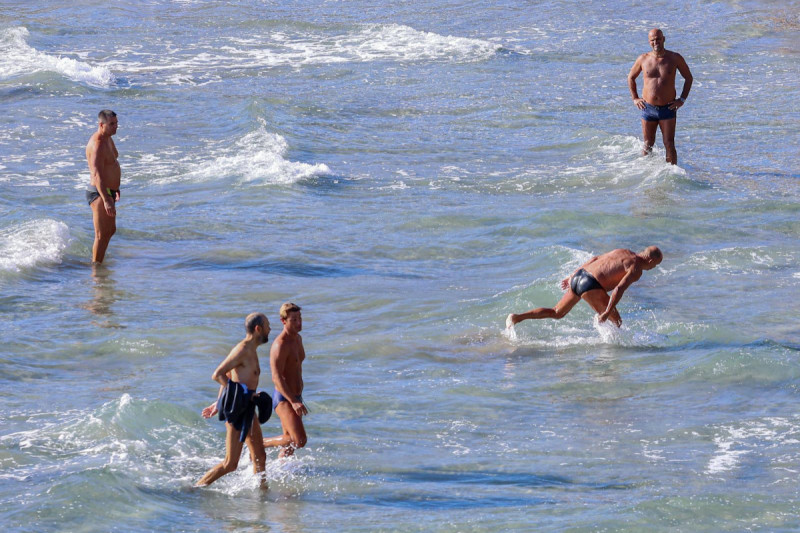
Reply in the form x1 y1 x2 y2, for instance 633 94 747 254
1 0 799 531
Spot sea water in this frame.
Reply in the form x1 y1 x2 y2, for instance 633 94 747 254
1 0 799 531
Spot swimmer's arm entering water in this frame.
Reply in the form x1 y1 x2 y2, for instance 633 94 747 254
598 265 642 323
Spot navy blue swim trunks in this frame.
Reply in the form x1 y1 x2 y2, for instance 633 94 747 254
641 102 676 122
273 389 303 411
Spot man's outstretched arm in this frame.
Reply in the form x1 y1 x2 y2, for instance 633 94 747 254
598 267 642 323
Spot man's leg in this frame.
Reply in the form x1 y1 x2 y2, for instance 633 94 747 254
263 402 307 458
641 119 658 156
659 118 677 164
196 423 244 487
581 290 622 327
244 416 268 488
90 199 116 263
507 289 581 325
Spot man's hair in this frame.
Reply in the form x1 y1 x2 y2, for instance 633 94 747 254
643 246 663 263
98 109 117 123
279 302 301 320
245 312 267 334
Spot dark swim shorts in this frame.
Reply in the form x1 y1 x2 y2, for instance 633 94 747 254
641 102 676 122
570 268 605 297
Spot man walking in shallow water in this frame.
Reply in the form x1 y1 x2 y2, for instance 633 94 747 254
628 29 693 165
506 247 663 329
263 303 309 458
85 109 121 263
196 313 270 487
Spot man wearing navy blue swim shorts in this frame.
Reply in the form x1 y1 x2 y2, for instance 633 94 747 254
628 29 693 165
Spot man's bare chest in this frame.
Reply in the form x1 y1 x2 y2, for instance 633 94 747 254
643 58 676 79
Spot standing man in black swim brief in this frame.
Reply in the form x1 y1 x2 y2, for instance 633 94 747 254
628 29 693 165
85 110 121 264
263 303 309 458
506 246 662 329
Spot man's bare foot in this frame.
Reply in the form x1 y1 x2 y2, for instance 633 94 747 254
278 446 295 459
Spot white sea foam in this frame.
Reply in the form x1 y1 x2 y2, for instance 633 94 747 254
706 418 800 475
0 219 70 273
160 126 330 185
110 24 500 83
228 24 500 68
687 246 793 275
0 27 114 87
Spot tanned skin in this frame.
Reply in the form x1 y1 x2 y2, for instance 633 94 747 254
628 29 693 164
506 247 662 328
85 112 121 263
196 314 270 487
263 306 309 458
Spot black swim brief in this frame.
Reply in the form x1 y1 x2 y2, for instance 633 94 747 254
86 187 119 206
570 268 605 297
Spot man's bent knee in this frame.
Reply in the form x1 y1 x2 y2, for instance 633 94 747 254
95 229 115 241
221 458 239 473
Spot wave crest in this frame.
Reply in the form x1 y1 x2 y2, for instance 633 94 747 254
163 126 331 185
0 27 115 88
0 219 71 273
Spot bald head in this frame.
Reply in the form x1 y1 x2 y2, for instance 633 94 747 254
641 246 663 268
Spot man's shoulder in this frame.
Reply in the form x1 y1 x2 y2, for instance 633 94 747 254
666 50 684 63
270 333 289 354
87 133 101 149
229 339 250 358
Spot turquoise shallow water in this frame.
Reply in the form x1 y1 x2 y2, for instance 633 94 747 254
1 0 799 531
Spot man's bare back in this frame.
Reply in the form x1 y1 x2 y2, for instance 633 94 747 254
580 249 646 292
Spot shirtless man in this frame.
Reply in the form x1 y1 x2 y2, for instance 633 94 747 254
506 246 662 329
196 313 271 487
628 29 693 164
263 303 309 458
85 110 121 263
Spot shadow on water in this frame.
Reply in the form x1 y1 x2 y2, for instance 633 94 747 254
343 467 640 510
172 257 423 279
